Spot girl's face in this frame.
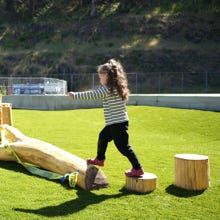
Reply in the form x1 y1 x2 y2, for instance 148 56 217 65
99 72 108 85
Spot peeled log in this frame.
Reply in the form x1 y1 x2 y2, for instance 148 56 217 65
0 124 108 190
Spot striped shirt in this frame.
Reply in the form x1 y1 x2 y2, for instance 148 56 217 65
72 85 129 125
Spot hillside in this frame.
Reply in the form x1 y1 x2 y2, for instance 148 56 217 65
0 1 219 91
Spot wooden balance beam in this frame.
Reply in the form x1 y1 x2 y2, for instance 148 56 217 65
0 124 108 190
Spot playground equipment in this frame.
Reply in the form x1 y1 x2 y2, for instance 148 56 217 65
0 99 108 190
174 154 210 190
0 124 109 190
125 172 157 193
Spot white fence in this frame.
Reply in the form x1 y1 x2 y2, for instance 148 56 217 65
0 77 67 95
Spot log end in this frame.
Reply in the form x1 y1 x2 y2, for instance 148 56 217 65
84 165 109 190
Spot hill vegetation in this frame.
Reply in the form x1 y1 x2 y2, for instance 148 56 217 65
0 0 219 91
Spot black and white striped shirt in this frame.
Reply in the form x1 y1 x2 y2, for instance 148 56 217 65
72 85 129 125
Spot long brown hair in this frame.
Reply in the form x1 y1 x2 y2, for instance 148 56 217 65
97 59 130 101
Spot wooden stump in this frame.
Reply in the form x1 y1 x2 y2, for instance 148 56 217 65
0 94 2 103
174 154 210 190
0 103 13 125
125 172 157 193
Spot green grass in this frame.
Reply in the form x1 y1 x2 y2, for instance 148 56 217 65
0 106 220 219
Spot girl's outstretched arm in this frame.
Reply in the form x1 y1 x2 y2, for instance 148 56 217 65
68 86 109 101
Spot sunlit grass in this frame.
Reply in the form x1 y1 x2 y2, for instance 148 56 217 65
0 106 220 219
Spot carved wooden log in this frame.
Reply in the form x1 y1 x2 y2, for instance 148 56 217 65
174 154 210 190
125 172 157 193
0 124 108 190
0 103 13 125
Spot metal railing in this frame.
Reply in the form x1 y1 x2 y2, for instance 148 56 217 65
0 72 219 95
48 72 220 94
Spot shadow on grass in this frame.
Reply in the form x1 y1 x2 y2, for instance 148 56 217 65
0 161 31 175
1 161 151 217
13 187 145 217
0 161 85 190
166 184 205 197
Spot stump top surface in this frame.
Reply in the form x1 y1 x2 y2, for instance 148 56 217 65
126 172 157 179
175 154 208 160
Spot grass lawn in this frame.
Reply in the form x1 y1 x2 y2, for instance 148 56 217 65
0 106 220 220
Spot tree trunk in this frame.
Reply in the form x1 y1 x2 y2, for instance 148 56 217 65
90 0 96 17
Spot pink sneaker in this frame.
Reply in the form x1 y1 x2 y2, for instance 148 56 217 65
87 158 104 167
125 168 144 177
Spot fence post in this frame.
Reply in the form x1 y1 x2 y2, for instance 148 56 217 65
135 73 138 94
181 72 184 92
205 72 208 91
92 73 95 89
158 72 161 93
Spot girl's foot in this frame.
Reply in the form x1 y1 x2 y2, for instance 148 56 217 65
125 168 144 177
87 158 104 167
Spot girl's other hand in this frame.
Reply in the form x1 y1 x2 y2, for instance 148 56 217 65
68 92 74 100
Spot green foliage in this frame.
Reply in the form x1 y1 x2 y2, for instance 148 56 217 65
0 0 219 85
0 0 219 22
0 106 220 219
0 85 6 95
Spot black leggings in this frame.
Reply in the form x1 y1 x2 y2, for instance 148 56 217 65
96 121 142 170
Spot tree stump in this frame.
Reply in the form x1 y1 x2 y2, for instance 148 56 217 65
125 172 157 193
174 154 210 190
0 103 13 125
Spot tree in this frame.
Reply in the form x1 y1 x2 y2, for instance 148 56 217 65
90 0 97 16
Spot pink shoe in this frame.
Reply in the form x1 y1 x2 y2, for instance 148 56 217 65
125 168 144 177
87 158 104 167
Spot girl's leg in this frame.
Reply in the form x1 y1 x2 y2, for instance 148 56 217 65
110 122 142 170
96 125 112 160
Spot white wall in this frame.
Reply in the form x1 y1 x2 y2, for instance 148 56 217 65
2 94 220 111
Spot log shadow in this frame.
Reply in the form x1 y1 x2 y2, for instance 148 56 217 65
2 161 151 217
0 161 74 190
14 188 132 217
0 161 31 175
165 184 205 198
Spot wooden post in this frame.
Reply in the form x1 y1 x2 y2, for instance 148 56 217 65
0 105 2 125
125 172 157 193
0 103 13 125
174 154 210 190
0 95 2 125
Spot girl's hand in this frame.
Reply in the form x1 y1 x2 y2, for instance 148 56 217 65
68 92 74 100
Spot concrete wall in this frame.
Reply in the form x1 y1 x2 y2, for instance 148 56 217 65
2 94 220 111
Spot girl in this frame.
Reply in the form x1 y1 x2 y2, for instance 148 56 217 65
68 59 144 177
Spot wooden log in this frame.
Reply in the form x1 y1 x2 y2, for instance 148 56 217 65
125 172 157 193
0 125 108 190
174 154 210 190
0 106 2 125
0 103 13 125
